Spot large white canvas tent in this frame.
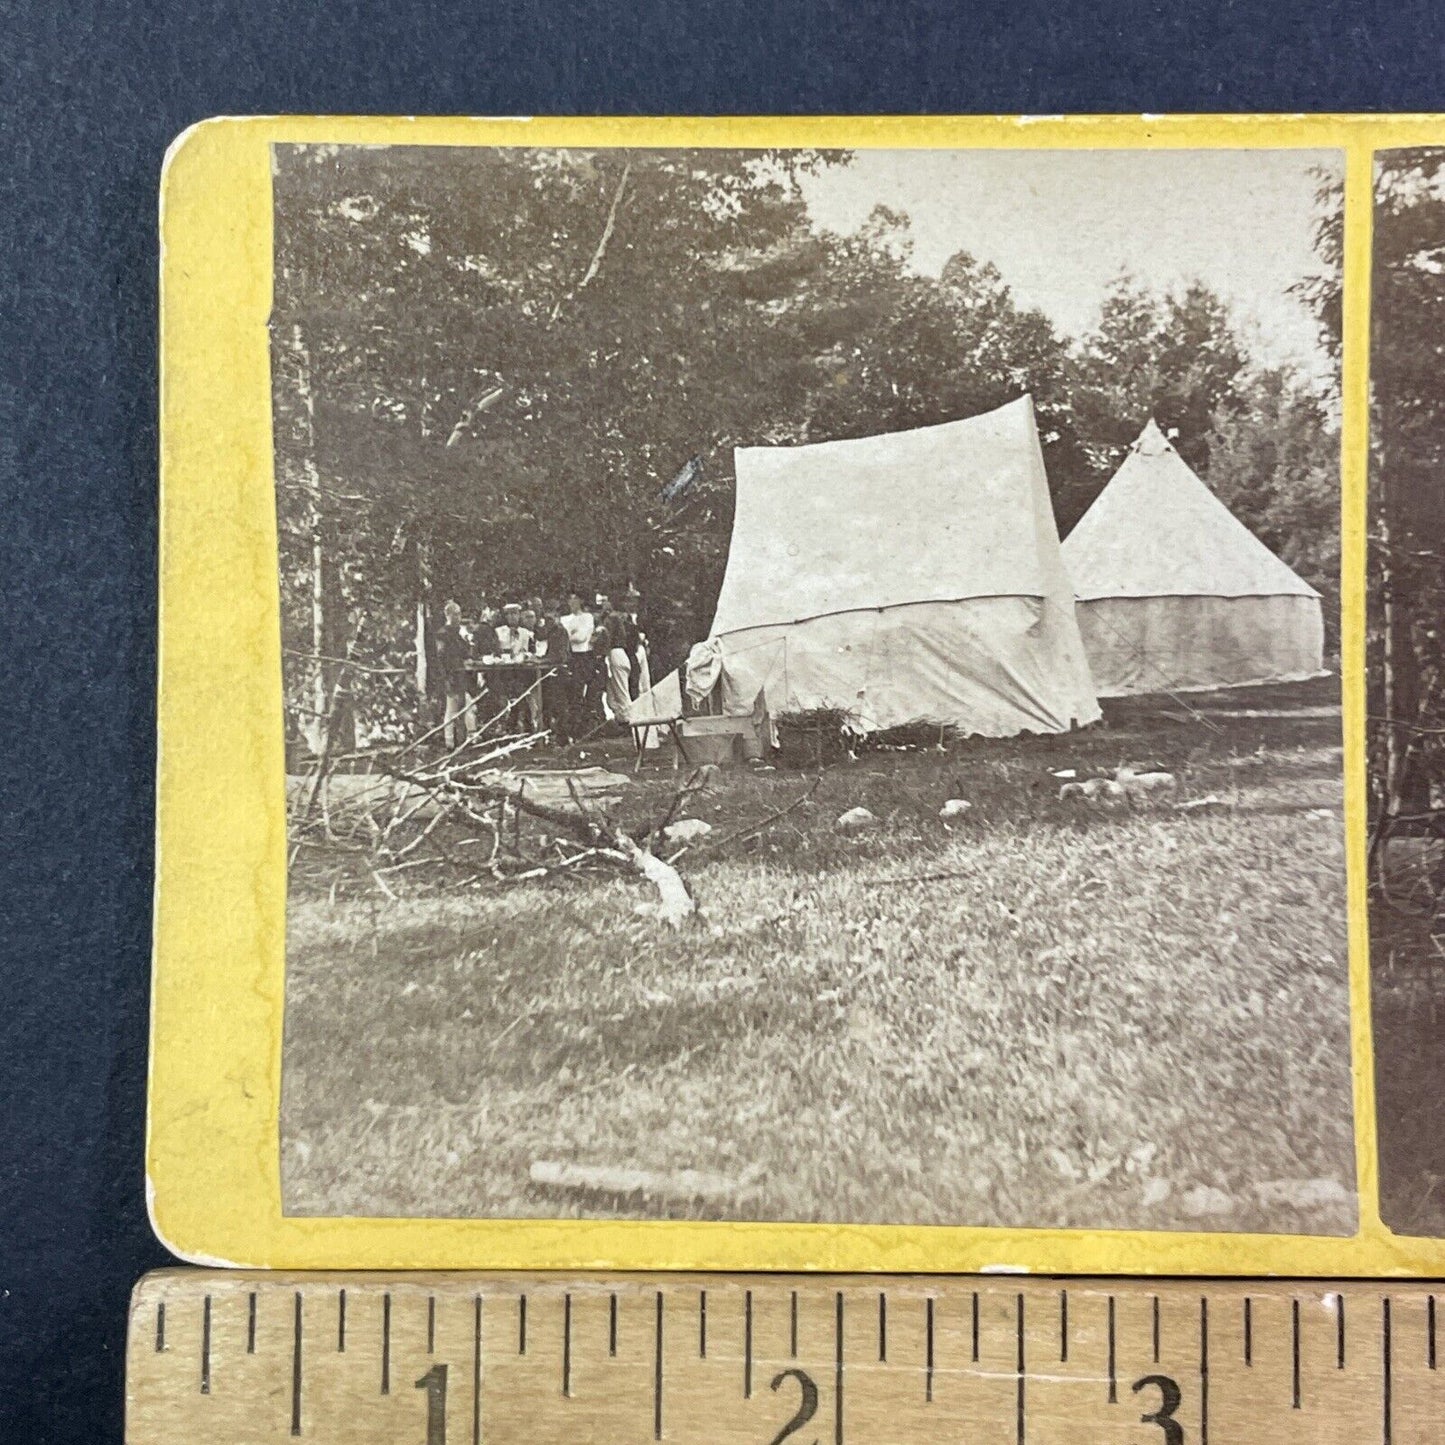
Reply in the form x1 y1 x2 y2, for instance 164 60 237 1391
1061 419 1325 697
637 395 1100 736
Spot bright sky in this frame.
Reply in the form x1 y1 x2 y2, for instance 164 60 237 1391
800 149 1341 380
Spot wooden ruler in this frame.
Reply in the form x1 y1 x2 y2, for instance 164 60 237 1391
128 1272 1444 1443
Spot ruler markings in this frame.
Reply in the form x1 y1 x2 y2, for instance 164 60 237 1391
381 1292 391 1394
562 1293 572 1397
1382 1296 1392 1445
1199 1295 1209 1445
653 1290 664 1442
1291 1297 1301 1410
1106 1294 1116 1403
924 1296 934 1403
744 1289 754 1398
200 1295 211 1395
128 1276 1442 1444
471 1294 481 1445
1016 1293 1026 1445
290 1291 302 1437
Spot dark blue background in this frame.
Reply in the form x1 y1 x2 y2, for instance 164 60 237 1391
2 2 1440 1437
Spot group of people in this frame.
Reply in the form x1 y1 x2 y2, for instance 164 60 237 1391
434 588 651 748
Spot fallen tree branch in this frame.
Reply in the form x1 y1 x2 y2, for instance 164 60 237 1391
387 756 696 925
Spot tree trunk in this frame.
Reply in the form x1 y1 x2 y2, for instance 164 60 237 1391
292 321 353 756
413 531 433 701
1378 458 1430 823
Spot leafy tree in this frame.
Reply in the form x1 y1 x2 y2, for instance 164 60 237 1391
1068 276 1250 524
271 148 1094 734
270 144 1344 753
1203 366 1342 643
1357 151 1445 820
270 144 840 726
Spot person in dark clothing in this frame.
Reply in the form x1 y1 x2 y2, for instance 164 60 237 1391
466 610 499 657
621 586 649 700
601 601 639 725
536 602 575 742
435 599 474 749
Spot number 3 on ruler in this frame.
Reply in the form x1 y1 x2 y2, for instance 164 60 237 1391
1132 1374 1183 1444
415 1364 447 1445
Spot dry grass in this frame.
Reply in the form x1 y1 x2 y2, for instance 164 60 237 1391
1370 868 1445 1237
281 686 1356 1234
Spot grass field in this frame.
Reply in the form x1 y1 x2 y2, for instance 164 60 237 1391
1371 855 1445 1238
281 680 1357 1234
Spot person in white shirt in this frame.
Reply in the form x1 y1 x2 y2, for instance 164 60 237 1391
562 590 599 729
490 602 535 728
493 602 533 657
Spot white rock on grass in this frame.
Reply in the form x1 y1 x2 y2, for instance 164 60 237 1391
1253 1177 1352 1210
529 1159 753 1207
939 798 972 820
1116 766 1178 799
835 806 879 832
1141 1177 1172 1207
1174 794 1232 813
662 817 713 844
1179 1184 1234 1218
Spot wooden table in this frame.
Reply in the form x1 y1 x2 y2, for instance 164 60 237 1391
465 657 555 731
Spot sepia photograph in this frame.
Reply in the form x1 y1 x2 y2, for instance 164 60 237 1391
274 143 1356 1234
1366 148 1445 1238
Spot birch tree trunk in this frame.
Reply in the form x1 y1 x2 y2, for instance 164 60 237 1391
292 322 354 756
1378 455 1429 822
412 531 432 702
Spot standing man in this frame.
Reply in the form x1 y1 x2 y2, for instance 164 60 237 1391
467 605 499 657
516 605 544 732
562 590 599 732
494 601 531 657
492 602 533 728
436 599 473 749
603 595 638 727
623 586 650 700
534 600 573 741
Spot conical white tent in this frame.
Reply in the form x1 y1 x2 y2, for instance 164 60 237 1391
643 396 1100 736
1061 419 1325 697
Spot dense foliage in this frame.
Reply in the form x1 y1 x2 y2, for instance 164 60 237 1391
1361 151 1445 822
270 145 1343 743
